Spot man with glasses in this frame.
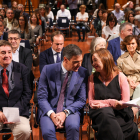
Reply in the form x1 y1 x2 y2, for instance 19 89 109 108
39 31 64 73
0 40 32 140
3 8 18 30
0 21 8 40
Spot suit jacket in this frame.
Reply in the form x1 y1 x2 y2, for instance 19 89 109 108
39 47 63 73
2 32 8 41
82 53 92 76
23 12 29 21
19 46 33 71
0 61 32 117
37 62 87 120
107 37 121 65
117 51 140 96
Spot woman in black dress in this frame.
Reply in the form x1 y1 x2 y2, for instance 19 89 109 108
88 48 138 140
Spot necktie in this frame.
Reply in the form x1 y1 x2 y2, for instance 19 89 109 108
56 53 61 63
2 69 9 97
56 71 69 113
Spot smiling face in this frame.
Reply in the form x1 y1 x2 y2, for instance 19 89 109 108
19 16 25 26
0 45 12 68
31 14 37 24
109 20 115 28
64 55 83 72
92 53 103 72
126 38 137 54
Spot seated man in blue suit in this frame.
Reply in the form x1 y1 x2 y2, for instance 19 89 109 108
39 31 64 73
0 40 32 140
37 44 87 140
107 22 133 64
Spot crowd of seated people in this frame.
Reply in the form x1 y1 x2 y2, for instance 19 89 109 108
0 1 140 140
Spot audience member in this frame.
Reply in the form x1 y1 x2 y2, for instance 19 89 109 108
40 7 48 23
14 9 21 22
3 8 18 30
101 10 107 28
102 15 120 40
0 20 8 40
135 7 140 15
56 4 71 20
117 35 140 130
67 0 78 22
8 30 32 71
89 48 138 140
2 4 8 13
39 31 64 72
133 15 140 35
37 44 87 140
93 3 105 18
112 3 124 21
125 10 135 27
0 40 32 140
30 13 42 44
17 4 29 20
93 9 102 37
35 8 46 33
0 4 2 8
3 0 11 8
0 8 6 18
0 14 4 22
76 5 88 42
122 1 134 13
107 22 133 64
82 37 106 76
12 1 18 12
14 15 35 48
45 5 54 21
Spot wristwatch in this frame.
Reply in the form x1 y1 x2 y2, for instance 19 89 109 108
63 110 69 117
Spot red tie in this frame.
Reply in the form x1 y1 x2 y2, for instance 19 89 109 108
2 68 9 97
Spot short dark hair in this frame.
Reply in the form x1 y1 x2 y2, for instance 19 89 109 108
102 10 107 14
63 44 82 60
97 9 102 18
0 40 12 48
8 30 21 38
121 35 140 51
106 15 117 26
51 31 65 42
0 14 4 20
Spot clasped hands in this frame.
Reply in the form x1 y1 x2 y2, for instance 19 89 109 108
0 111 14 124
50 112 66 129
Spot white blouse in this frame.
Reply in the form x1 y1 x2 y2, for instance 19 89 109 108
102 25 120 40
47 11 54 21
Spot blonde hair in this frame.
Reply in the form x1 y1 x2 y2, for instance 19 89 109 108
79 5 86 11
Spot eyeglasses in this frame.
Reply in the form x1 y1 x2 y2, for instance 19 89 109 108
8 37 19 41
19 19 24 21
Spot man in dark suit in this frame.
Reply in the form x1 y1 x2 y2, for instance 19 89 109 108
0 40 32 140
39 31 64 73
17 4 29 20
37 44 87 140
8 30 32 71
0 21 8 41
107 22 133 64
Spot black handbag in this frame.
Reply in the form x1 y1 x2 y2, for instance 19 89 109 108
76 22 90 32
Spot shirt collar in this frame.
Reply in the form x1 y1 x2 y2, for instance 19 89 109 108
0 61 13 72
7 18 13 23
120 37 123 43
61 62 67 74
51 47 57 55
13 46 20 53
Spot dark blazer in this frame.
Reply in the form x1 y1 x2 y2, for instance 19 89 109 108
82 53 92 76
19 46 33 71
37 62 87 120
0 61 32 118
39 47 63 73
107 37 121 65
2 32 8 41
23 12 29 21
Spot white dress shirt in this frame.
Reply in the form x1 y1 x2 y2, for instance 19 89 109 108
12 46 20 62
112 10 124 21
56 9 71 20
47 11 54 21
51 47 61 63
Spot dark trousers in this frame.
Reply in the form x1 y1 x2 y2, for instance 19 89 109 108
70 9 77 22
76 26 86 40
40 113 80 140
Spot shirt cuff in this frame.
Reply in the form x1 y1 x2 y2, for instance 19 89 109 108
65 109 71 117
47 110 54 117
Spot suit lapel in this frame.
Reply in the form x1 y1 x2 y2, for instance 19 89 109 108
67 72 78 96
55 63 61 96
48 48 54 64
117 37 121 56
19 46 23 63
0 84 8 99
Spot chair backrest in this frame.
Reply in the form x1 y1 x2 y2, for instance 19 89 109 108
57 17 69 28
48 18 53 27
20 40 31 49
